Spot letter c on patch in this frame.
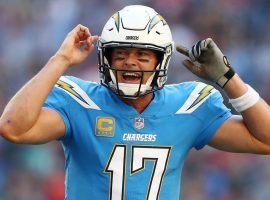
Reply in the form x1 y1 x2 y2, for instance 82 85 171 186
97 118 114 132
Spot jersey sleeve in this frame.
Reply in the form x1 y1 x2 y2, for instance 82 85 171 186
43 86 72 142
193 90 232 150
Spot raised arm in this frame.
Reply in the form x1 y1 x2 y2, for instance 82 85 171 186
0 24 98 144
176 38 270 154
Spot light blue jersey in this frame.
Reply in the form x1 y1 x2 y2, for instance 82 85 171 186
44 76 231 200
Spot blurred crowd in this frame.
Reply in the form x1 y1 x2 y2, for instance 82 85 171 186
1 0 270 199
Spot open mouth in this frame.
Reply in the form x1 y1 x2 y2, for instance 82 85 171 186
122 72 142 84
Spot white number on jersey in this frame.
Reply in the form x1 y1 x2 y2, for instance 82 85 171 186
104 145 171 200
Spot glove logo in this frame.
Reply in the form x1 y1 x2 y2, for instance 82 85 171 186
223 56 231 68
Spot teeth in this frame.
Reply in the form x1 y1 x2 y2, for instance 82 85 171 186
123 72 141 77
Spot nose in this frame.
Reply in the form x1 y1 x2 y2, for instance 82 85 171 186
124 52 137 68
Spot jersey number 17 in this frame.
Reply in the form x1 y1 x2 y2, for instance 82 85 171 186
104 145 172 200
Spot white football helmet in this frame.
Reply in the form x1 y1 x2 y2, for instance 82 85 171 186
98 5 174 99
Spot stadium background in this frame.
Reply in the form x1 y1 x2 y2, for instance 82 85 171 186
1 0 270 199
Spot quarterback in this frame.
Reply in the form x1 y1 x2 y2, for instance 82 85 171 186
1 5 270 200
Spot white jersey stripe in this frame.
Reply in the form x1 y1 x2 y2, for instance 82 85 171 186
176 83 216 114
55 76 101 110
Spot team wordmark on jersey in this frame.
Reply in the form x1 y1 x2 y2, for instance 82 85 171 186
123 133 157 142
95 117 115 137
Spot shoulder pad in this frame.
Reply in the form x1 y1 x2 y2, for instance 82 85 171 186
176 82 216 114
55 76 100 110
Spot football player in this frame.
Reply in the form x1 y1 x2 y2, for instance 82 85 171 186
1 5 270 200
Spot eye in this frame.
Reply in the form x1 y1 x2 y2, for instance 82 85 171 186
138 58 149 62
138 51 148 57
113 49 127 61
115 57 125 61
117 50 125 55
137 51 150 62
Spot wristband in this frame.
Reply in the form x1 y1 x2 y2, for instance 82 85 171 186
229 84 260 112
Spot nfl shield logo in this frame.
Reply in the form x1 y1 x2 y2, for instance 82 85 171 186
134 117 144 129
